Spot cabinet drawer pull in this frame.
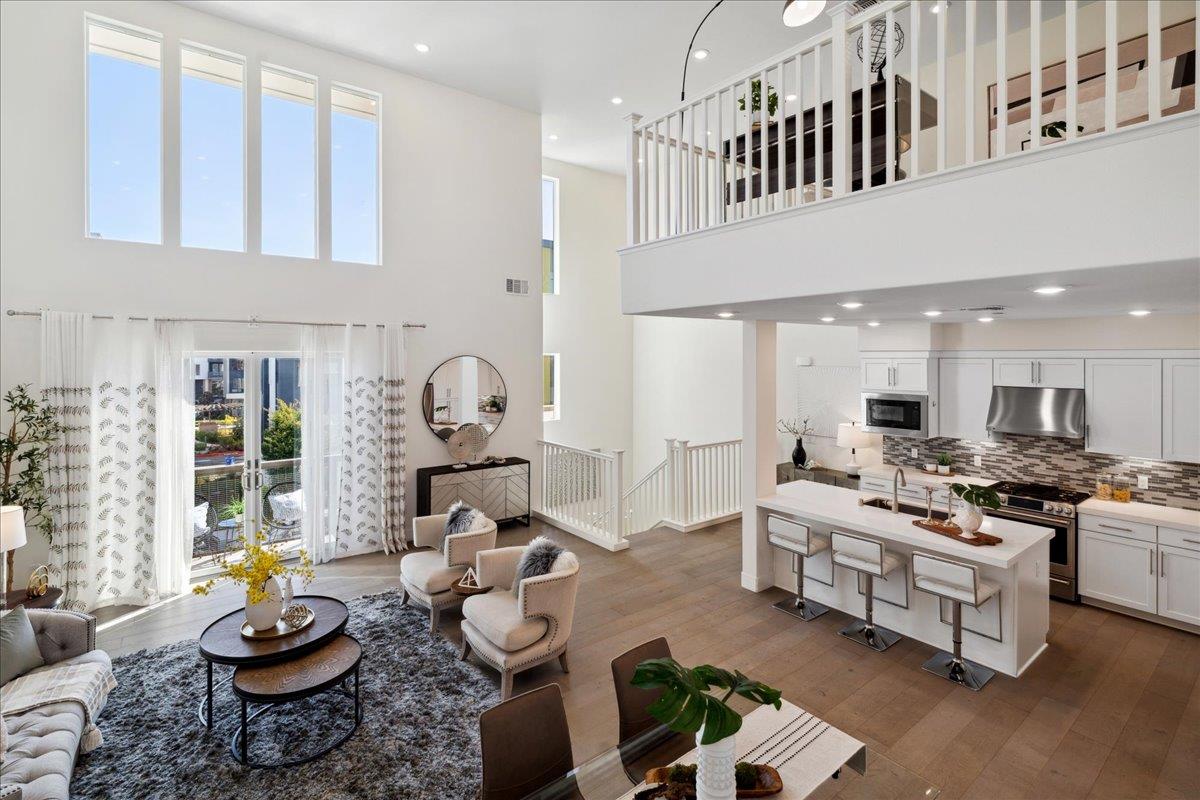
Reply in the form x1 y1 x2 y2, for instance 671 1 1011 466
1160 550 1165 578
1098 523 1133 533
1149 549 1154 576
1048 576 1071 586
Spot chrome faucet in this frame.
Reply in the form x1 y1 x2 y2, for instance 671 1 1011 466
892 467 907 513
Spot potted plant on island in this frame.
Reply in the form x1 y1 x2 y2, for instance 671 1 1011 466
778 417 815 469
949 484 1002 535
936 452 953 475
632 657 782 800
193 534 315 631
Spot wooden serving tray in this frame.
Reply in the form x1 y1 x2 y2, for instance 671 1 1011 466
642 765 783 798
920 467 956 477
912 518 1002 547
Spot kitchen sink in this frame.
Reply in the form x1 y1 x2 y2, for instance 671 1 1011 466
859 496 950 521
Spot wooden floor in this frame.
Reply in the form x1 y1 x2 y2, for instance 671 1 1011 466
96 519 1200 800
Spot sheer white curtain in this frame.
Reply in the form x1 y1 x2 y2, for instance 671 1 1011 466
153 320 195 597
300 326 343 565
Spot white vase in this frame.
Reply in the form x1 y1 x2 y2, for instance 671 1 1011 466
695 727 737 800
954 503 984 535
245 576 283 631
937 465 951 475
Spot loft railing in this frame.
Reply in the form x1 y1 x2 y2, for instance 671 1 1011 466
624 0 1199 246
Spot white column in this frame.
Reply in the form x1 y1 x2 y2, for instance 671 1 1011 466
741 320 776 592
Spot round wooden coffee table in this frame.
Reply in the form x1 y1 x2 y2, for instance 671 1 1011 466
230 634 362 768
196 595 349 730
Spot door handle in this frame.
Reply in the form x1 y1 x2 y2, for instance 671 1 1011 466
1098 523 1133 533
1160 550 1165 578
1037 361 1042 384
1030 362 1035 384
1149 549 1154 576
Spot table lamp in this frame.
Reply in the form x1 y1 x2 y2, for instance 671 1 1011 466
836 423 873 476
2 505 28 606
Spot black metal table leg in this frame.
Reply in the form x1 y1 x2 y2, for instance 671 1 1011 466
207 661 213 729
354 665 361 724
240 698 248 765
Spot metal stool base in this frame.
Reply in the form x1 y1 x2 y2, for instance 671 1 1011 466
773 596 829 621
838 619 901 652
921 651 995 691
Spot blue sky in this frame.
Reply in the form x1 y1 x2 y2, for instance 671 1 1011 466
89 51 378 263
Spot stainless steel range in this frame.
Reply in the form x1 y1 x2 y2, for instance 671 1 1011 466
987 481 1091 602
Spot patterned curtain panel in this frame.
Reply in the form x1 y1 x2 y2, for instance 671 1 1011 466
381 324 407 553
41 313 159 612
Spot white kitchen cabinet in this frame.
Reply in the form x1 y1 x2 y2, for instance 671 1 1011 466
1158 544 1200 626
1079 529 1157 613
1163 359 1200 463
992 358 1084 388
860 358 928 392
939 358 993 441
1085 359 1163 459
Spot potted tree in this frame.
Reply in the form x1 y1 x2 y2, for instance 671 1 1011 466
632 657 782 800
949 483 1001 535
738 79 779 130
0 385 60 593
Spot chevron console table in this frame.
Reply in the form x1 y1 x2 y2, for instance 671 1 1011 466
416 458 531 526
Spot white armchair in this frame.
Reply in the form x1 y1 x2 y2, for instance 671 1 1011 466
400 512 498 633
459 544 581 699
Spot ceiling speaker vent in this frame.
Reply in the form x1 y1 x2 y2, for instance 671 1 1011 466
959 305 1007 313
505 278 530 296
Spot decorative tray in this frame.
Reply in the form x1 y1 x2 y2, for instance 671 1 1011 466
919 468 956 477
639 765 783 798
912 518 1002 546
240 606 315 639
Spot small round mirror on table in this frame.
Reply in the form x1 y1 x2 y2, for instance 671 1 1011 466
422 356 507 444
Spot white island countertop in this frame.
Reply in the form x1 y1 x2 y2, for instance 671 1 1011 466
759 480 1054 569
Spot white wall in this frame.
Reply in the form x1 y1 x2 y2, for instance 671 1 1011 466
540 158 633 454
938 314 1200 350
1 0 542 578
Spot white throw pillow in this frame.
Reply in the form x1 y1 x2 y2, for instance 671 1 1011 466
550 550 579 574
192 502 210 536
269 489 304 524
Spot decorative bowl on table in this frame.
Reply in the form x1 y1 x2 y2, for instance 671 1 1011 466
640 763 784 798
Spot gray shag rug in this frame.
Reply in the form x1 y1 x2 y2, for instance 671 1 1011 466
71 589 498 799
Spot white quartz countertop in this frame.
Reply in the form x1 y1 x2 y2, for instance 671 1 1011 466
1078 498 1200 532
858 464 997 488
760 480 1054 569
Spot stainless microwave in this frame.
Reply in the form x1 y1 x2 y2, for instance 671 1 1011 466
861 393 930 439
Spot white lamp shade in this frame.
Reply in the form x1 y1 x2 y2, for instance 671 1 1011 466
837 423 872 449
782 0 827 27
1 506 28 552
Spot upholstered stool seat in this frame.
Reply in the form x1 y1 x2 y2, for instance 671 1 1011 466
830 530 904 652
911 551 1001 691
767 515 830 621
400 512 497 633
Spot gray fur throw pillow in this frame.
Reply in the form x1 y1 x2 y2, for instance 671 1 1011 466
442 501 482 551
515 536 565 582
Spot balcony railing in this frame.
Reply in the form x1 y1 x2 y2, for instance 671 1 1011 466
193 456 301 565
624 0 1198 246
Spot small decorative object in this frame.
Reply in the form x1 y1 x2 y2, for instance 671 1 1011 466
281 602 311 629
924 462 937 472
193 533 316 632
856 16 905 81
282 574 294 606
949 483 1002 536
777 418 814 469
1095 474 1113 500
936 453 953 475
26 564 49 599
643 762 783 797
632 658 781 800
1112 477 1132 503
447 423 488 468
452 565 491 596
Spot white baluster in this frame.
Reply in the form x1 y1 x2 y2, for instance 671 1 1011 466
937 0 947 168
910 0 921 178
776 63 785 210
814 44 824 200
831 3 850 197
1030 1 1041 151
796 53 805 203
1066 2 1078 140
965 1 976 163
885 9 896 183
1148 0 1161 122
862 22 872 191
1104 0 1117 133
625 113 642 245
996 0 1008 157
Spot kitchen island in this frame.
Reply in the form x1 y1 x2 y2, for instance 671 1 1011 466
757 480 1054 677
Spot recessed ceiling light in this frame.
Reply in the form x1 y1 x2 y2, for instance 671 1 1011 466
923 310 942 317
548 134 558 141
1032 285 1067 295
839 301 863 309
1129 309 1152 316
611 96 623 105
820 317 835 323
867 321 881 327
977 317 994 323
716 311 735 318
693 49 709 60
786 93 797 102
414 42 430 53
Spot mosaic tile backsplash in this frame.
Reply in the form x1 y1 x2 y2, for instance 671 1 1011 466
883 434 1200 510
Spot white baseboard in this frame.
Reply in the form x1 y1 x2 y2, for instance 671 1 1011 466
531 510 630 552
741 572 773 592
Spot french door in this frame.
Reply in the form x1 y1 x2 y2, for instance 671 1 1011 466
192 352 302 573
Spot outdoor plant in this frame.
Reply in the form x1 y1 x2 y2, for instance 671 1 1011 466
936 452 953 467
737 79 779 117
192 533 315 604
220 498 245 521
777 417 814 437
949 483 1002 510
631 657 782 744
261 399 300 460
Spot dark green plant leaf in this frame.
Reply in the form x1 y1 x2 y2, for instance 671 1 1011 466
632 657 782 745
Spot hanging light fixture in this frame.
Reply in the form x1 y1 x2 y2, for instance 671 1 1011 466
781 0 827 27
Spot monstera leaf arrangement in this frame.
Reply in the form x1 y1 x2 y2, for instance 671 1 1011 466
632 657 782 744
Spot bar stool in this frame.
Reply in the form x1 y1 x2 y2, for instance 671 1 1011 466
911 551 999 691
830 531 904 651
767 515 830 621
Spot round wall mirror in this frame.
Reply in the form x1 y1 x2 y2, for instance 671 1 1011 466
422 356 507 441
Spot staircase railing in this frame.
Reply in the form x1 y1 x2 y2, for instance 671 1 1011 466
537 440 627 551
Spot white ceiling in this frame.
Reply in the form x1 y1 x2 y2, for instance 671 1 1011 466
648 262 1200 324
177 0 836 174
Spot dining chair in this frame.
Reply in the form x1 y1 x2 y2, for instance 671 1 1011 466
610 637 672 742
478 684 576 800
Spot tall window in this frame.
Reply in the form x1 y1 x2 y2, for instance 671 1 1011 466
542 176 558 294
87 19 161 243
261 66 316 258
543 354 560 421
331 85 380 264
181 45 245 251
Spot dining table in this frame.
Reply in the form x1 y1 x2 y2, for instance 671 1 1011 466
521 699 940 800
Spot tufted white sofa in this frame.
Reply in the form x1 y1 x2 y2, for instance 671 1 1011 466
1 609 110 800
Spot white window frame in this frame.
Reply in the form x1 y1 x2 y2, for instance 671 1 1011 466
543 353 561 422
83 13 164 244
542 175 560 295
259 62 319 260
330 81 383 266
179 40 248 253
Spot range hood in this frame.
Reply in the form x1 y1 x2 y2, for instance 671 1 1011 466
985 386 1086 439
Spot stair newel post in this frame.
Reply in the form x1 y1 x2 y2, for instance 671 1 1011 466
664 438 677 523
610 449 626 543
677 439 691 528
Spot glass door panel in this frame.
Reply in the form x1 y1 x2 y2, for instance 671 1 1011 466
193 354 248 569
259 356 302 551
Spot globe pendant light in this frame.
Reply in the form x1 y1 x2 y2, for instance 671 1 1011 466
782 0 827 27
